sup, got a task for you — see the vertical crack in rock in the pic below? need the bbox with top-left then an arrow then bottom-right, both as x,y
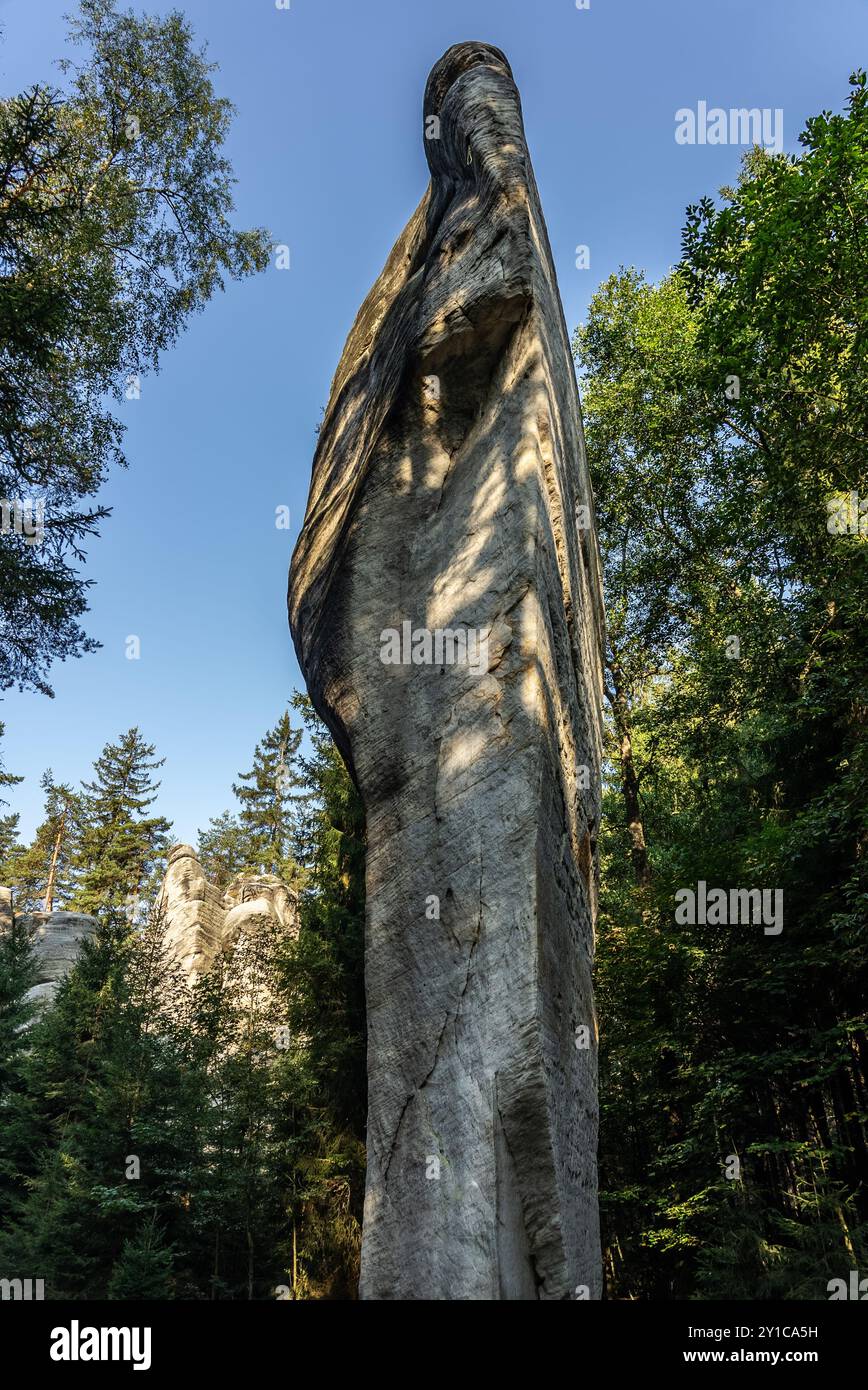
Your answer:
289,40 -> 606,1300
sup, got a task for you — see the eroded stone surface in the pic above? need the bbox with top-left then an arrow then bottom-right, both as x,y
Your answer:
158,845 -> 299,984
1,851 -> 300,1014
158,844 -> 226,982
0,894 -> 98,1011
289,43 -> 606,1300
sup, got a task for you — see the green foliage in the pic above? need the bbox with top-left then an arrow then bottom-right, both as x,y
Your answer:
275,692 -> 367,1294
0,1 -> 269,696
196,811 -> 252,890
576,72 -> 868,1300
108,1223 -> 174,1300
0,723 -> 21,877
0,915 -> 37,1229
8,16 -> 864,1310
0,694 -> 365,1300
197,711 -> 314,890
232,711 -> 310,881
73,728 -> 171,918
288,693 -> 366,1137
4,771 -> 80,912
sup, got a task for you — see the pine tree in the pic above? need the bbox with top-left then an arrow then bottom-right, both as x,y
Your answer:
0,915 -> 126,1293
278,692 -> 366,1295
188,915 -> 292,1298
73,729 -> 171,919
0,722 -> 22,879
0,913 -> 37,1228
197,811 -> 256,889
289,693 -> 366,1133
0,695 -> 369,1299
0,814 -> 18,882
0,905 -> 204,1298
4,771 -> 80,912
232,712 -> 308,880
107,1223 -> 174,1300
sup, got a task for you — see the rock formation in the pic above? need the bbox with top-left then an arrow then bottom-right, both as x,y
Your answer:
22,911 -> 98,1009
288,43 -> 606,1299
1,848 -> 299,1010
158,844 -> 299,985
0,888 -> 97,1012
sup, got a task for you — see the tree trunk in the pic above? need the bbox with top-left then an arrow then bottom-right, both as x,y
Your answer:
43,810 -> 66,913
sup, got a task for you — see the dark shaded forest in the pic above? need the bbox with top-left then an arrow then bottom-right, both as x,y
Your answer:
579,73 -> 868,1299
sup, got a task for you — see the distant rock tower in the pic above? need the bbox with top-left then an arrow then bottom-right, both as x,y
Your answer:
289,43 -> 606,1299
158,844 -> 299,986
1,847 -> 300,1012
0,886 -> 97,1012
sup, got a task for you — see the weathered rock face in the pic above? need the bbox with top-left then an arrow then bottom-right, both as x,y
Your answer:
22,911 -> 99,1008
289,43 -> 606,1300
222,872 -> 299,942
158,845 -> 226,983
0,890 -> 98,1011
158,845 -> 299,984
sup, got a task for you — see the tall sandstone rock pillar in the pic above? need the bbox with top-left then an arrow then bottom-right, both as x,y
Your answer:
289,42 -> 606,1300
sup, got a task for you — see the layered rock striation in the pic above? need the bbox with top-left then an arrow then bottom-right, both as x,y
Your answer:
157,844 -> 299,985
289,43 -> 606,1299
0,887 -> 97,1012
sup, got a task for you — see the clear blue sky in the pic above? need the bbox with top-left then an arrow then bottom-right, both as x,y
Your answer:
1,0 -> 864,843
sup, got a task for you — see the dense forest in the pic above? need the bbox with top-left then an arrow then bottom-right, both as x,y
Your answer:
0,699 -> 367,1299
579,72 -> 868,1298
0,0 -> 865,1300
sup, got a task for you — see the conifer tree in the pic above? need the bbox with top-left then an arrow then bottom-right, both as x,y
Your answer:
0,722 -> 21,878
0,817 -> 18,882
0,916 -> 125,1291
188,915 -> 292,1298
197,810 -> 255,889
107,1223 -> 174,1300
0,697 -> 369,1300
4,771 -> 80,912
73,729 -> 171,919
0,914 -> 37,1228
0,905 -> 203,1297
231,712 -> 308,880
